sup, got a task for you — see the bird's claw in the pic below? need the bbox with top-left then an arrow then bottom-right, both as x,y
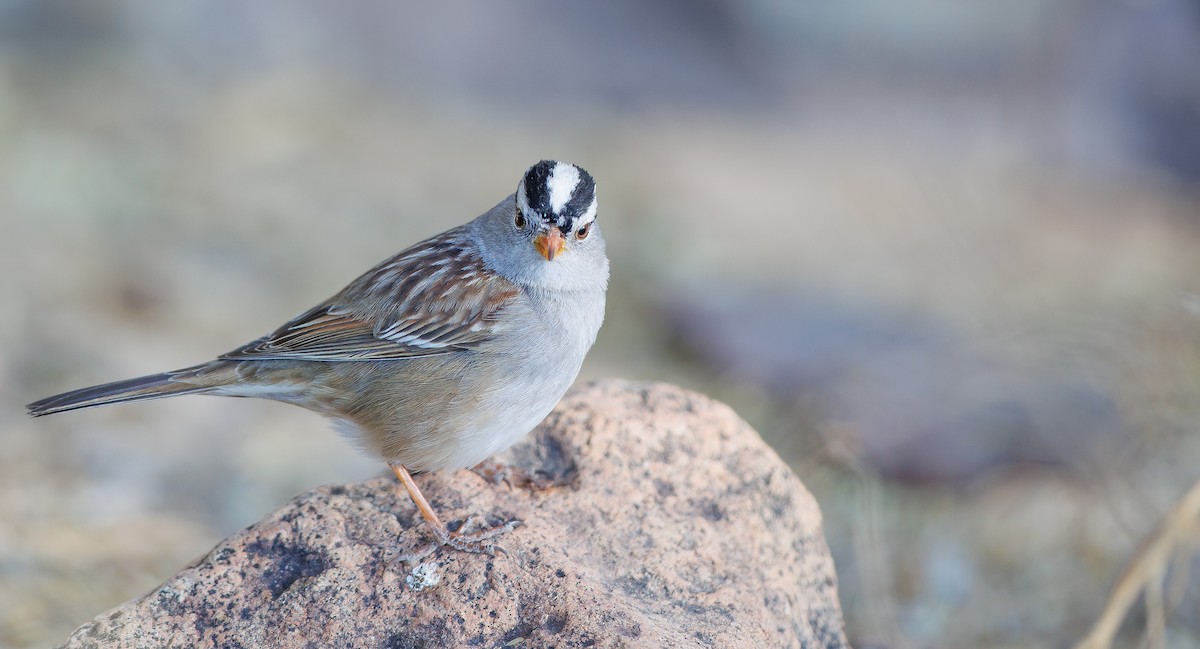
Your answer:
394,518 -> 521,564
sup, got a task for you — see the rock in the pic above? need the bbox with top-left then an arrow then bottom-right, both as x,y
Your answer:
61,381 -> 848,648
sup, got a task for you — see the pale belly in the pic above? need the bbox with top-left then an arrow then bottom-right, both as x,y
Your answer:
439,345 -> 585,470
320,288 -> 602,472
320,348 -> 584,472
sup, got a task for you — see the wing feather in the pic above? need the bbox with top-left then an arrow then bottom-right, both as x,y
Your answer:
221,227 -> 519,362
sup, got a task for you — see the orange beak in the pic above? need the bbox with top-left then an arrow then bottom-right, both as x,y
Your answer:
534,227 -> 567,261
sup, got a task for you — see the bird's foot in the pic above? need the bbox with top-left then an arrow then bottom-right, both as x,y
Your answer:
395,517 -> 521,564
469,459 -> 512,485
444,517 -> 521,553
470,460 -> 561,491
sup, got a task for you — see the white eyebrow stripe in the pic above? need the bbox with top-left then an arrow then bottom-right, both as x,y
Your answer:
547,162 -> 581,213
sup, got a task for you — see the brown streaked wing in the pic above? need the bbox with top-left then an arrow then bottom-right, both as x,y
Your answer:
220,227 -> 520,362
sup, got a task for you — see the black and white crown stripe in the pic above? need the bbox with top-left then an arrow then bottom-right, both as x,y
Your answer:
518,160 -> 597,232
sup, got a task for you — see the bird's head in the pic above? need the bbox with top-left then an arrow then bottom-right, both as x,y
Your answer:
514,160 -> 599,262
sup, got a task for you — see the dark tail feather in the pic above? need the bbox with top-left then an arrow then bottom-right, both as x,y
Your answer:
27,368 -> 215,417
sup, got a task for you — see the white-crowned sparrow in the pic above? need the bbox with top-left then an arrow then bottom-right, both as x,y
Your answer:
28,160 -> 609,554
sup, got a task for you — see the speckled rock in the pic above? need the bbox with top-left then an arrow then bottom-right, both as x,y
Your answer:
60,381 -> 848,648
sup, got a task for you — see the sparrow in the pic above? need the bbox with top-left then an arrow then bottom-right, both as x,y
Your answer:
28,160 -> 609,555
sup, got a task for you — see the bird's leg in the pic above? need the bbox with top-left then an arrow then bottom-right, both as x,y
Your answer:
389,462 -> 452,545
388,462 -> 519,558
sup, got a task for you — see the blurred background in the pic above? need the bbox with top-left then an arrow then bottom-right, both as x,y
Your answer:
2,1 -> 1199,647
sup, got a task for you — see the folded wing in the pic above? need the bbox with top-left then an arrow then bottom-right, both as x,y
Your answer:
221,227 -> 519,362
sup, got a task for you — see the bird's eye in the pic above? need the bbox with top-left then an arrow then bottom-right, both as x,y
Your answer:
514,209 -> 526,228
576,223 -> 590,240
